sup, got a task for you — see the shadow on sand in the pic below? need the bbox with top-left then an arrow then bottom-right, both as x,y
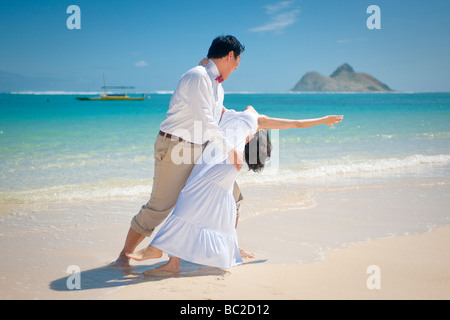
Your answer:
49,259 -> 267,292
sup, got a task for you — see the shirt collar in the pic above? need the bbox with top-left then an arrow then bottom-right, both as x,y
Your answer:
206,60 -> 221,82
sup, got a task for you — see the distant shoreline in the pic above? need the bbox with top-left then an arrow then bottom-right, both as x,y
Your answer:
3,90 -> 450,95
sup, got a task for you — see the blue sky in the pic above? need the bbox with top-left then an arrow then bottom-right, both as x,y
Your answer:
0,0 -> 449,93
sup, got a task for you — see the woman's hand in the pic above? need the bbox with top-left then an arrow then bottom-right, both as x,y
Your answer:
198,58 -> 210,66
324,115 -> 344,127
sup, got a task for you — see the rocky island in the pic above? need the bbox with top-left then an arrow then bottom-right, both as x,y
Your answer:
290,63 -> 393,92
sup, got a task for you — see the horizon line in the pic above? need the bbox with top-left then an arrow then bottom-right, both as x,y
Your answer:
4,90 -> 450,95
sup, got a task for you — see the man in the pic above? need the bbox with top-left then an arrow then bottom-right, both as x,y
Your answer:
113,35 -> 246,268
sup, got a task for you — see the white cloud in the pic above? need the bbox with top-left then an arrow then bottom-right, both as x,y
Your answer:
134,60 -> 149,67
265,1 -> 295,14
250,1 -> 300,33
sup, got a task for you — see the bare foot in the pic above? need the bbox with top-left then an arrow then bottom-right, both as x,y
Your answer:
125,245 -> 162,261
143,257 -> 180,276
110,254 -> 131,268
239,248 -> 255,259
143,268 -> 177,277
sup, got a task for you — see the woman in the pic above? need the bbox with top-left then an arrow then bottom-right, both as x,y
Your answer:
126,106 -> 343,273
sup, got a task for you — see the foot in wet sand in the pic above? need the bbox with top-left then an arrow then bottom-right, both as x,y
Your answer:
126,245 -> 162,261
143,257 -> 180,277
110,254 -> 131,268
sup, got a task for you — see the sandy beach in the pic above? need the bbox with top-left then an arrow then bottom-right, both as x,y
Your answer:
0,178 -> 449,300
107,225 -> 450,300
2,0 -> 450,306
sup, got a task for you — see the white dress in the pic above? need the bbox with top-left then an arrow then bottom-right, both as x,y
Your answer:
150,110 -> 258,269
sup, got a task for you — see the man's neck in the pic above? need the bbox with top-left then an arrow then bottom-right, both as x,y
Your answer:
210,58 -> 225,76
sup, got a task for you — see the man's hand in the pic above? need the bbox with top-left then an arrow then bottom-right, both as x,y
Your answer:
228,148 -> 244,171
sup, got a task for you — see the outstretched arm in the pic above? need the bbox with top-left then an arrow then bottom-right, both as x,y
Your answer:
257,114 -> 343,130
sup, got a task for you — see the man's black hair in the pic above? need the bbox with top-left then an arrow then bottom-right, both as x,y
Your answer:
207,35 -> 245,59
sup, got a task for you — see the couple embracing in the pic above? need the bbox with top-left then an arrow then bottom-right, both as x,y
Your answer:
113,35 -> 343,275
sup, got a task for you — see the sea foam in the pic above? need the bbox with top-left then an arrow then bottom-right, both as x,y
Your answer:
1,154 -> 448,203
237,154 -> 450,185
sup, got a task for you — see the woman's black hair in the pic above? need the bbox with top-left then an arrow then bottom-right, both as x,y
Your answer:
245,129 -> 272,172
207,35 -> 245,59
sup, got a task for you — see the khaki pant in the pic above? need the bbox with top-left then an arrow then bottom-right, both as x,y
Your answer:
131,134 -> 244,237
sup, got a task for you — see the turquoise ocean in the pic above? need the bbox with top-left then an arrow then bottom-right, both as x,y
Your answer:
1,92 -> 449,204
1,92 -> 450,266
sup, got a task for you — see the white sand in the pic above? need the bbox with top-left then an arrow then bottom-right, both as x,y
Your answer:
107,225 -> 450,300
0,180 -> 449,300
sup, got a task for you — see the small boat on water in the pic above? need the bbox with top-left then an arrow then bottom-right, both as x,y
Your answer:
76,90 -> 146,101
76,74 -> 148,101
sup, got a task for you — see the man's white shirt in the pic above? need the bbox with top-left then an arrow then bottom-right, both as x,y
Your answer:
160,60 -> 234,154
